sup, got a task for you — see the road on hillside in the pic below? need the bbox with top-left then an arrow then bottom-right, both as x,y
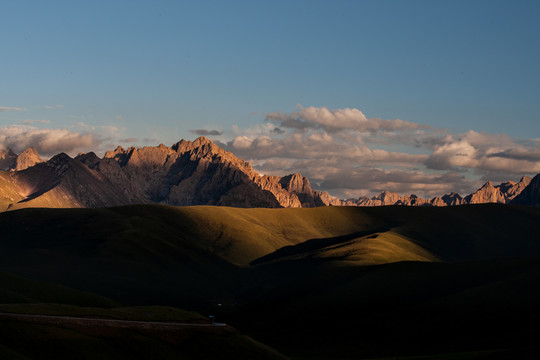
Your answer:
0,312 -> 226,329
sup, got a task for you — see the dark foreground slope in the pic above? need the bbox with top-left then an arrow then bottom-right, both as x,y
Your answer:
1,204 -> 540,359
0,307 -> 287,360
0,272 -> 287,360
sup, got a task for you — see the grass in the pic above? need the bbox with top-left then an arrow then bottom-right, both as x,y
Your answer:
1,203 -> 540,359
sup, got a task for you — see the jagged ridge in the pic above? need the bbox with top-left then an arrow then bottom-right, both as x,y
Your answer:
1,138 -> 539,210
0,137 -> 339,210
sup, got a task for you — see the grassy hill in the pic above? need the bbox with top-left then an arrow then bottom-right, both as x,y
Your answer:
1,204 -> 540,358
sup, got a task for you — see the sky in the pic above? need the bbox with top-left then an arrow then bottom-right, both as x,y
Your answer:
1,0 -> 539,199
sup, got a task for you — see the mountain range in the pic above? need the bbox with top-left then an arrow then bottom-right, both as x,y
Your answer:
1,136 -> 539,211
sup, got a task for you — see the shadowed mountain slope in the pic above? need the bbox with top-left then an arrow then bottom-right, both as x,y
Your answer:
511,173 -> 540,206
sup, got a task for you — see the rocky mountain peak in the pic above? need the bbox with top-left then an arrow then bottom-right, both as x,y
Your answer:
45,153 -> 76,176
104,145 -> 126,158
482,181 -> 495,189
14,147 -> 42,171
441,192 -> 463,206
511,174 -> 540,206
279,173 -> 313,194
0,148 -> 17,171
192,136 -> 214,146
172,137 -> 219,155
465,181 -> 505,204
0,147 -> 42,171
75,152 -> 101,169
0,148 -> 17,158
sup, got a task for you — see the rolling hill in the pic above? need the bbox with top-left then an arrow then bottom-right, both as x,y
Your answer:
1,204 -> 540,358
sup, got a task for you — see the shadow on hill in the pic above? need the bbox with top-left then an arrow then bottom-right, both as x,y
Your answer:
250,227 -> 393,265
1,204 -> 540,359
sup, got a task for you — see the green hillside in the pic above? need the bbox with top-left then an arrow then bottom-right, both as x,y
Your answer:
1,204 -> 540,359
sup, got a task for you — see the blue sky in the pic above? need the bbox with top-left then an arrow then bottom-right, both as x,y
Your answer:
1,1 -> 539,198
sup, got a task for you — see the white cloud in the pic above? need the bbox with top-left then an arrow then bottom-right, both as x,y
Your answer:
20,119 -> 51,125
0,125 -> 96,156
227,106 -> 540,199
227,130 -> 427,167
43,104 -> 64,110
0,106 -> 26,112
266,105 -> 431,133
425,130 -> 540,174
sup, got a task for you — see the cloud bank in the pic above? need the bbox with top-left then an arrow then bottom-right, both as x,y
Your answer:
266,105 -> 431,133
226,106 -> 540,199
0,125 -> 95,156
0,122 -> 129,157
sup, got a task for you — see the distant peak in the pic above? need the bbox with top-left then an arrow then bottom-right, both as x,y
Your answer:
279,173 -> 311,192
171,137 -> 222,157
20,147 -> 39,155
171,137 -> 213,151
13,147 -> 43,171
104,146 -> 127,159
45,152 -> 74,173
49,152 -> 72,162
0,147 -> 17,157
480,181 -> 494,188
193,136 -> 213,145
